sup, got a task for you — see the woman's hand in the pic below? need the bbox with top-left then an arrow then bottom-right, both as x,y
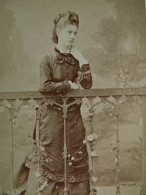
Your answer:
68,80 -> 80,89
71,48 -> 88,68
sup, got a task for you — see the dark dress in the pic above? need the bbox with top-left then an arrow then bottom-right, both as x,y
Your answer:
16,47 -> 92,195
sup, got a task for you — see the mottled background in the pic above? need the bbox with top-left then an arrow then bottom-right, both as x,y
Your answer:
0,0 -> 146,91
0,0 -> 146,194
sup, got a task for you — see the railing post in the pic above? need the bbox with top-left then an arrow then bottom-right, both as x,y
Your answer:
143,95 -> 146,195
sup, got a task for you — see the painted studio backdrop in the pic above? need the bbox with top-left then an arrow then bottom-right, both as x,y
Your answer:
0,0 -> 146,194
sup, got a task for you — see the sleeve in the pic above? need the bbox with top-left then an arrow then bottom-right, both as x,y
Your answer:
70,48 -> 92,89
39,55 -> 71,94
79,64 -> 93,89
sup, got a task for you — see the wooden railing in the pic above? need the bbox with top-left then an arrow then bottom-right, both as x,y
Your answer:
0,88 -> 146,195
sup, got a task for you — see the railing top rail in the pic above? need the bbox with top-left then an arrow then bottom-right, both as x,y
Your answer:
0,88 -> 146,100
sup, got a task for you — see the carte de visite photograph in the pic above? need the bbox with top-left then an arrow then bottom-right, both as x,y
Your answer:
0,0 -> 146,195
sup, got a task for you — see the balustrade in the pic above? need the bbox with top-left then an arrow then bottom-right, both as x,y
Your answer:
0,88 -> 146,195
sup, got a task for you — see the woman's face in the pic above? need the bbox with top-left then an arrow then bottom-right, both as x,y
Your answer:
57,24 -> 78,47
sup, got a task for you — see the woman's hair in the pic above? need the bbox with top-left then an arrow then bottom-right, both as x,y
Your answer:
52,11 -> 79,43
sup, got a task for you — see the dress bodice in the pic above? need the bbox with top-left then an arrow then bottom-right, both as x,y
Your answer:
39,47 -> 92,94
49,48 -> 79,82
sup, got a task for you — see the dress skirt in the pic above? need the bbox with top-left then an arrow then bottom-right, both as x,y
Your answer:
23,99 -> 90,195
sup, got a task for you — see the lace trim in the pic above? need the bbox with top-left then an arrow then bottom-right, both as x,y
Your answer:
41,167 -> 90,183
80,64 -> 90,72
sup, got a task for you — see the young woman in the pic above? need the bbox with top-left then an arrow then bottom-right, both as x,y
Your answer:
17,11 -> 92,195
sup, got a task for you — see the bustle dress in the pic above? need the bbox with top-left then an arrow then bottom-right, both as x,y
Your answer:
16,47 -> 92,195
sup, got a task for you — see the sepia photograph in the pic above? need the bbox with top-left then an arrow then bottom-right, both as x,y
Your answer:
0,0 -> 146,195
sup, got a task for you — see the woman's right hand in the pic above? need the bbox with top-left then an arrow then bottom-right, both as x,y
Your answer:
68,80 -> 79,89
